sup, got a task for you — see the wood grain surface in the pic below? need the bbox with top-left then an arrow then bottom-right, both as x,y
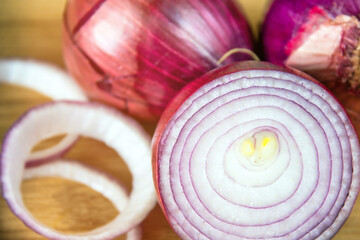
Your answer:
0,0 -> 359,239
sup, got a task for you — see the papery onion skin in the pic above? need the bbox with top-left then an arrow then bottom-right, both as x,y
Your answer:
152,61 -> 360,240
62,0 -> 254,121
262,0 -> 360,93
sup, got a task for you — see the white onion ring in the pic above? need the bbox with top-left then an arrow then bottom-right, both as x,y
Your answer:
0,59 -> 87,164
153,61 -> 360,240
23,159 -> 142,240
1,101 -> 157,240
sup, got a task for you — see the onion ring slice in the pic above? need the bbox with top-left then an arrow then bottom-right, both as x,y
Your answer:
24,159 -> 142,240
0,59 -> 87,164
1,101 -> 157,240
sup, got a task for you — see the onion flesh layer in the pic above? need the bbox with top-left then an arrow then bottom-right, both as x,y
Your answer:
1,101 -> 157,240
0,59 -> 87,165
23,160 -> 142,240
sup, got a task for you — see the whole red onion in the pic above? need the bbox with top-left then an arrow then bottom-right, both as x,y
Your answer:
262,0 -> 360,94
62,0 -> 254,121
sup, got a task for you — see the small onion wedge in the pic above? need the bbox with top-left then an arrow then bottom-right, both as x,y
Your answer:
153,61 -> 360,239
261,0 -> 360,93
1,101 -> 157,240
0,59 -> 88,165
23,159 -> 142,240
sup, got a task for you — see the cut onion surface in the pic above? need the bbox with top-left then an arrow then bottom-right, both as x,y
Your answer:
23,159 -> 142,240
1,101 -> 157,240
0,59 -> 88,165
153,61 -> 360,240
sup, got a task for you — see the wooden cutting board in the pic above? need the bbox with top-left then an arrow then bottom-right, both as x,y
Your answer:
0,0 -> 359,239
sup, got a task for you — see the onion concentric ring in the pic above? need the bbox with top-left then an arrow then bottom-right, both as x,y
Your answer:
1,101 -> 157,240
0,59 -> 88,165
23,160 -> 142,240
153,61 -> 360,240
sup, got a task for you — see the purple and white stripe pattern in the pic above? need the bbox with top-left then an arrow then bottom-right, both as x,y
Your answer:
154,62 -> 360,240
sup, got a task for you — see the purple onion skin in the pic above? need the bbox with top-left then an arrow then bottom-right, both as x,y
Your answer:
262,0 -> 360,64
262,0 -> 360,126
63,0 -> 254,121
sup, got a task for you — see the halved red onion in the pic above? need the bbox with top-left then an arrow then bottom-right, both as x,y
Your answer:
153,61 -> 360,239
0,59 -> 88,165
23,159 -> 142,240
1,101 -> 157,240
62,0 -> 254,121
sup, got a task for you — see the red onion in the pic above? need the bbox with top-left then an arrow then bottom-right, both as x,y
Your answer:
0,59 -> 87,165
62,0 -> 254,121
262,0 -> 360,94
152,61 -> 360,239
23,160 -> 142,240
1,101 -> 156,240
